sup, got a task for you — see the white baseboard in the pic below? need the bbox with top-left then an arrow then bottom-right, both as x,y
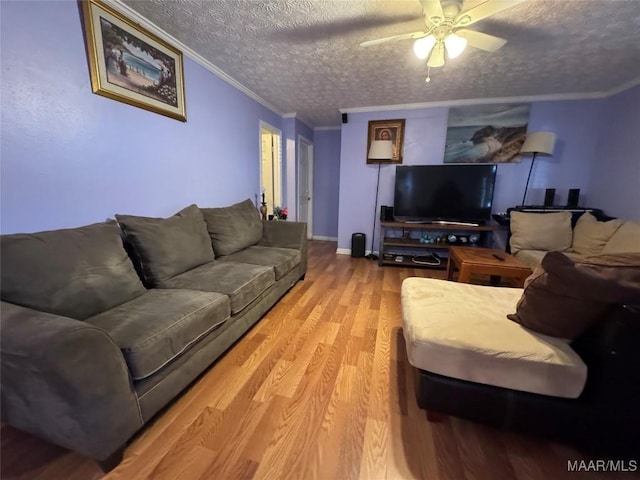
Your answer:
311,235 -> 338,241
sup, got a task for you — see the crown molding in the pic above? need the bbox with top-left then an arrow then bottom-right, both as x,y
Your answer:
314,126 -> 342,131
282,113 -> 297,118
104,0 -> 283,117
606,76 -> 640,96
339,79 -> 640,115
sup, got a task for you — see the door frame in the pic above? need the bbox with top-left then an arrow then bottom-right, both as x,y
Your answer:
297,134 -> 313,239
259,121 -> 282,215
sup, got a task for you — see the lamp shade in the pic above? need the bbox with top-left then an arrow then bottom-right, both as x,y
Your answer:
414,35 -> 437,60
520,132 -> 556,156
427,42 -> 445,67
444,33 -> 467,59
368,140 -> 393,161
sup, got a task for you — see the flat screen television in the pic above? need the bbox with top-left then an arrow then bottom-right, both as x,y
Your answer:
393,164 -> 497,224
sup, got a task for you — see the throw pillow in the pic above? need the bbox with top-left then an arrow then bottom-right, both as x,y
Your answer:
0,222 -> 146,320
200,199 -> 264,256
509,211 -> 572,254
572,212 -> 622,256
507,251 -> 640,339
601,221 -> 640,255
116,204 -> 215,287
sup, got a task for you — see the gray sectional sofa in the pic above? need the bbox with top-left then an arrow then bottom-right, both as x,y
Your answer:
0,199 -> 307,470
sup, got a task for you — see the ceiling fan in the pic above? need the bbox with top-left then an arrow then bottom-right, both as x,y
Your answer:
361,0 -> 526,72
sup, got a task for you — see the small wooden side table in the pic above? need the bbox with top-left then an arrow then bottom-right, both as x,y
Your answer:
447,246 -> 532,287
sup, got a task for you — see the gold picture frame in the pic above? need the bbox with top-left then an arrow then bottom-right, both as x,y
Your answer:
82,0 -> 187,121
366,119 -> 405,164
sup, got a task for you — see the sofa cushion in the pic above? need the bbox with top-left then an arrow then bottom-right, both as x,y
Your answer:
1,222 -> 145,320
572,212 -> 622,256
200,199 -> 263,256
601,221 -> 640,254
86,289 -> 230,380
159,261 -> 275,315
116,204 -> 215,287
509,211 -> 572,254
512,249 -> 547,269
216,245 -> 300,280
508,252 -> 640,339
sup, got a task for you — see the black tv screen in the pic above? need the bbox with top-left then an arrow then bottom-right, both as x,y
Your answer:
393,164 -> 497,223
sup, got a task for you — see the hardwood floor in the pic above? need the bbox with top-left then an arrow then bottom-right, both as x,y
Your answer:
1,240 -> 637,479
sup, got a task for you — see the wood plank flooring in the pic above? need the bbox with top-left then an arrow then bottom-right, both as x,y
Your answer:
2,240 -> 637,479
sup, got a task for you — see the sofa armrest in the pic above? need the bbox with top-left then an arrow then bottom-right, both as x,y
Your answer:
0,301 -> 144,461
258,221 -> 307,276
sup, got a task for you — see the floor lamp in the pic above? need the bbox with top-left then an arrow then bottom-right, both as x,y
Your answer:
366,140 -> 394,260
519,131 -> 556,206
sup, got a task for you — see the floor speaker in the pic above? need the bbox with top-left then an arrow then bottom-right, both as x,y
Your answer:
351,233 -> 365,258
567,189 -> 580,207
543,188 -> 556,207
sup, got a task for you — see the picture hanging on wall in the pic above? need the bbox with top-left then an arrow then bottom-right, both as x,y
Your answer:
367,119 -> 406,164
82,0 -> 187,121
444,103 -> 530,163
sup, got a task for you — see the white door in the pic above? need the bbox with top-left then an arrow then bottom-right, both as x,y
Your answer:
298,136 -> 313,239
260,122 -> 282,218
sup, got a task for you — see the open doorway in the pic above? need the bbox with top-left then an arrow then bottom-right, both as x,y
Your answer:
297,135 -> 313,239
260,122 -> 282,218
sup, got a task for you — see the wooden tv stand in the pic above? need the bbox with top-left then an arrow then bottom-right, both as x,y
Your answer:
378,221 -> 498,268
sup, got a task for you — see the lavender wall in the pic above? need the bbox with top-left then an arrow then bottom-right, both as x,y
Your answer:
589,85 -> 640,220
0,1 -> 282,234
312,129 -> 341,238
337,99 -> 608,251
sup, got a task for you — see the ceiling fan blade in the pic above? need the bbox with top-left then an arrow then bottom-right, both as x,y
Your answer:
456,29 -> 507,52
419,0 -> 445,25
455,0 -> 526,27
360,31 -> 427,47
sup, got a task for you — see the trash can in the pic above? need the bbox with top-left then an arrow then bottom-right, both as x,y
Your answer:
351,233 -> 365,258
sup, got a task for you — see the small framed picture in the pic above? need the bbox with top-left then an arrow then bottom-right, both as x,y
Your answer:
367,119 -> 406,164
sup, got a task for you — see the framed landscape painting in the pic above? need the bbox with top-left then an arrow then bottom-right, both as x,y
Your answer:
444,104 -> 530,163
82,0 -> 187,121
367,119 -> 406,164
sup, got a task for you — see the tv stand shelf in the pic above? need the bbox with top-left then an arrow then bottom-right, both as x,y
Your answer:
379,221 -> 497,268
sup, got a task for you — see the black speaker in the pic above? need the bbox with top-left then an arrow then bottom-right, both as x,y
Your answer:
567,188 -> 580,207
380,205 -> 394,221
543,188 -> 556,207
351,233 -> 365,258
341,113 -> 348,124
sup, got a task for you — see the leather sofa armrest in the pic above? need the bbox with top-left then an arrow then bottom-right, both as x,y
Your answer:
0,301 -> 144,461
259,221 -> 307,276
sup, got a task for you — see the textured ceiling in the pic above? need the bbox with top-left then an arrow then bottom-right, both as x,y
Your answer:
121,0 -> 640,127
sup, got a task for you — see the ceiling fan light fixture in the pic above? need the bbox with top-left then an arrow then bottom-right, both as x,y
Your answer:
444,33 -> 467,59
427,42 -> 445,67
413,35 -> 436,59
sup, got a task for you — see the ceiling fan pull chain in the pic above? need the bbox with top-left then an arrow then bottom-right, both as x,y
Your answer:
425,65 -> 432,83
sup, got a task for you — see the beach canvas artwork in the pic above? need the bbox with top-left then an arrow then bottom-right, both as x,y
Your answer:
444,104 -> 530,163
83,0 -> 186,121
101,19 -> 177,107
